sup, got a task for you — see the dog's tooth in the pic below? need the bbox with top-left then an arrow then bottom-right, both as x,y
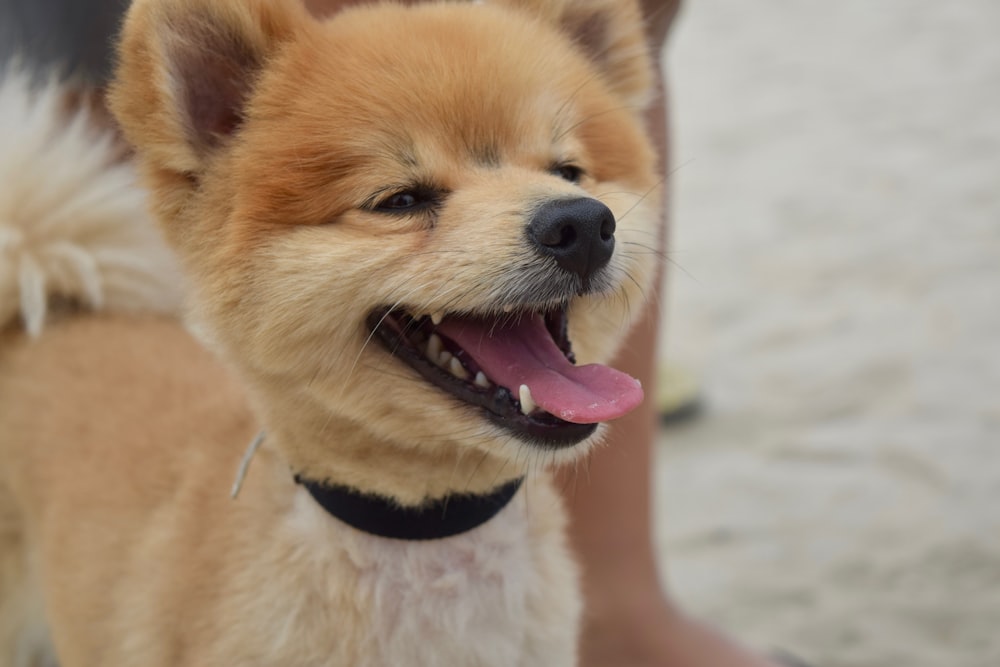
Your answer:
449,357 -> 469,380
474,372 -> 491,388
438,350 -> 453,367
519,384 -> 536,415
431,311 -> 444,326
502,305 -> 514,313
426,333 -> 442,361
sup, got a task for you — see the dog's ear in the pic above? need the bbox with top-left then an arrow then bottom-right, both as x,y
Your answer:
110,0 -> 305,176
499,0 -> 654,108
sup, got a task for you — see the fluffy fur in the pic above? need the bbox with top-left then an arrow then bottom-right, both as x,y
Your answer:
0,0 -> 661,665
0,68 -> 181,336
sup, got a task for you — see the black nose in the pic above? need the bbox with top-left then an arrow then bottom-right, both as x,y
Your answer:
527,198 -> 616,283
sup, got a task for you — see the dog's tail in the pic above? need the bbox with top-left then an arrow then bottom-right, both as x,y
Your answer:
0,66 -> 182,337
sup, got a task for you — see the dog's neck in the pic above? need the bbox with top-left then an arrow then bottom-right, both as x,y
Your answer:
252,386 -> 522,507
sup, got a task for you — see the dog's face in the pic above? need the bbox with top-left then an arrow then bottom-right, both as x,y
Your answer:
112,0 -> 660,478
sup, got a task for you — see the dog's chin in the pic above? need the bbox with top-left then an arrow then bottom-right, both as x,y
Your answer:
366,301 -> 640,450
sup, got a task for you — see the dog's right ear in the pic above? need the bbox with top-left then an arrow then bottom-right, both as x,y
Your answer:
110,0 -> 305,176
497,0 -> 654,110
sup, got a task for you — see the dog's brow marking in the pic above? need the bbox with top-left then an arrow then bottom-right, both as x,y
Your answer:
394,144 -> 419,169
469,143 -> 501,168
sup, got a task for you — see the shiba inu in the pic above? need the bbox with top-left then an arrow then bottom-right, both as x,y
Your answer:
0,0 -> 661,664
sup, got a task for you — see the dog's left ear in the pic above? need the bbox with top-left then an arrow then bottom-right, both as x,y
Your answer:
499,0 -> 655,109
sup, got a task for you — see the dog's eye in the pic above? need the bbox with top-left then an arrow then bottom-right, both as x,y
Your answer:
373,188 -> 439,213
382,192 -> 419,209
550,164 -> 585,184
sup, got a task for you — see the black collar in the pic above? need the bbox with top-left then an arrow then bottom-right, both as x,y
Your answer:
295,476 -> 524,540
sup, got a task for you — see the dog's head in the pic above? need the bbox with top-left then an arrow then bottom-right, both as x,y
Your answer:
111,0 -> 661,494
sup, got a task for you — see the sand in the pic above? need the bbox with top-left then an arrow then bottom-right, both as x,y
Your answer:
653,1 -> 1000,665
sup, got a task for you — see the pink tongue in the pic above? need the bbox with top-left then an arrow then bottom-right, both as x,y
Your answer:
437,315 -> 643,424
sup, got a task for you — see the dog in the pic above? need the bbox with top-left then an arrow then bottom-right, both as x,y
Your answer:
0,0 -> 661,664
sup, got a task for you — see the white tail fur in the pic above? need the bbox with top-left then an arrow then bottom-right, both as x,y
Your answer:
0,67 -> 182,336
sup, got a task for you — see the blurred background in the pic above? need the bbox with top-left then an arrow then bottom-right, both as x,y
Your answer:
654,1 -> 1000,665
2,0 -> 996,664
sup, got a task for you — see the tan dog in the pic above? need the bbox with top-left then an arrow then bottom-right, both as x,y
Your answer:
0,0 -> 660,664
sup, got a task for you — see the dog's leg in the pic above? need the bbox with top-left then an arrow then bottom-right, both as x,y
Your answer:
0,486 -> 56,667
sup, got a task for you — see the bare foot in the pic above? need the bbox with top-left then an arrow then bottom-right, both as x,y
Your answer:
580,592 -> 783,667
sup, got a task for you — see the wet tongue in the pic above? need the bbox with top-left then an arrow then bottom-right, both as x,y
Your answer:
437,314 -> 643,424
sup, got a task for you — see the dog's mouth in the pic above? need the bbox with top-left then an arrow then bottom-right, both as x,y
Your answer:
366,305 -> 644,448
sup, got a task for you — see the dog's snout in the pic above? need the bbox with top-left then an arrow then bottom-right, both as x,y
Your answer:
528,198 -> 616,283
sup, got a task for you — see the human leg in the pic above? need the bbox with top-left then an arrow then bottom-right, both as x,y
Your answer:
555,1 -> 783,664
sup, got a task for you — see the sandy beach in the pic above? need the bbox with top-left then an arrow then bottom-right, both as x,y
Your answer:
653,1 -> 1000,665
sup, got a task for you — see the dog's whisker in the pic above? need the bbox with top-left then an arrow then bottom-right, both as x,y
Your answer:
464,447 -> 497,494
553,102 -> 649,144
346,280 -> 434,381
